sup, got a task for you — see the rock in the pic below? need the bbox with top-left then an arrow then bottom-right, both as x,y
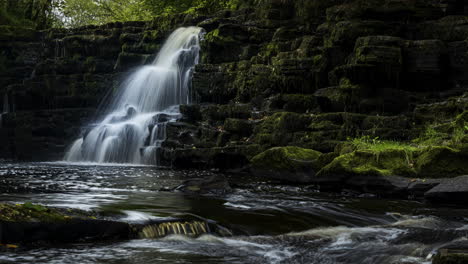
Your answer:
314,82 -> 361,112
316,148 -> 417,181
269,94 -> 318,113
417,146 -> 468,178
180,104 -> 202,123
401,40 -> 448,92
325,20 -> 392,51
425,175 -> 468,204
250,146 -> 322,183
0,203 -> 131,244
173,175 -> 232,195
433,241 -> 468,264
223,118 -> 253,137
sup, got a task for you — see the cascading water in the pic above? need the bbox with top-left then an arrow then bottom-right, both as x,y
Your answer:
65,27 -> 202,164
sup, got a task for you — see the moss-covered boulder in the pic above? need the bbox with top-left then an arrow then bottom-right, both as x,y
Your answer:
317,148 -> 417,178
0,203 -> 76,222
0,203 -> 131,244
223,118 -> 253,137
250,146 -> 322,183
417,146 -> 468,178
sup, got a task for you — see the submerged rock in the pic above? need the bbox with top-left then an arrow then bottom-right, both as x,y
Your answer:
173,175 -> 232,195
433,241 -> 468,264
250,146 -> 322,183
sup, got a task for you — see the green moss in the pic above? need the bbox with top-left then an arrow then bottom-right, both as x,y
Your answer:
349,136 -> 420,152
318,148 -> 417,177
251,146 -> 322,171
223,118 -> 253,136
0,203 -> 69,222
433,252 -> 468,264
415,110 -> 468,148
281,94 -> 317,113
204,29 -> 235,43
255,112 -> 310,133
417,146 -> 468,178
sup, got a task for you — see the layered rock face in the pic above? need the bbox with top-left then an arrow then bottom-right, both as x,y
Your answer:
162,0 -> 468,172
0,0 -> 467,168
0,15 -> 204,160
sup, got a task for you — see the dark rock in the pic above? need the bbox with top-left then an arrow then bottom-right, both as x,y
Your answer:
173,175 -> 232,195
425,175 -> 468,204
0,203 -> 131,244
251,146 -> 322,183
433,240 -> 468,264
417,146 -> 468,178
401,40 -> 449,92
180,104 -> 202,123
0,220 -> 131,244
223,118 -> 253,137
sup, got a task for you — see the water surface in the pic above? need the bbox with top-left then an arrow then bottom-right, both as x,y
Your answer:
1,162 -> 467,264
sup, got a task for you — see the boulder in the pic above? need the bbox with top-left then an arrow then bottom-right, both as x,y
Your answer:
316,148 -> 417,182
223,118 -> 253,137
433,241 -> 468,264
425,175 -> 468,204
417,146 -> 468,178
250,146 -> 322,183
0,203 -> 131,244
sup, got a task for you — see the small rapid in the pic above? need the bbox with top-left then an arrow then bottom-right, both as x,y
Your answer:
64,27 -> 202,164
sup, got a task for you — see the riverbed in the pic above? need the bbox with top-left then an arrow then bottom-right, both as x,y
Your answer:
1,162 -> 467,264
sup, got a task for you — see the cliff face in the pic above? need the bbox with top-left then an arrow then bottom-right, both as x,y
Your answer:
0,0 -> 467,164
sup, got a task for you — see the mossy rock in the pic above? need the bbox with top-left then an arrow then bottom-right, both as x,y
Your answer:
255,112 -> 311,133
433,250 -> 468,264
417,146 -> 468,178
0,203 -> 86,222
317,148 -> 417,179
223,118 -> 253,137
250,146 -> 322,183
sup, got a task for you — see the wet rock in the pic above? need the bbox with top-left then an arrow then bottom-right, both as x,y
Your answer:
179,104 -> 202,123
401,40 -> 448,92
425,175 -> 468,204
223,118 -> 253,137
0,203 -> 131,244
173,175 -> 232,195
251,146 -> 322,183
433,241 -> 468,264
417,146 -> 468,178
316,149 -> 417,181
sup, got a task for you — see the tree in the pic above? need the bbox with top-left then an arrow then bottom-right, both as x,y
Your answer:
52,0 -> 242,28
0,0 -> 59,29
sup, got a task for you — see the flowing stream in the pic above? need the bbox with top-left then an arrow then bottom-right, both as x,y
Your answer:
1,162 -> 468,264
65,27 -> 202,164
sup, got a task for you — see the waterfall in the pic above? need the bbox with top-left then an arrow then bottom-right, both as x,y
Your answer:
0,93 -> 9,128
64,27 -> 202,164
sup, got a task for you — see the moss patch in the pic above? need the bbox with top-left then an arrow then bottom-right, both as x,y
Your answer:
417,146 -> 468,178
318,148 -> 417,178
251,146 -> 322,171
0,203 -> 94,222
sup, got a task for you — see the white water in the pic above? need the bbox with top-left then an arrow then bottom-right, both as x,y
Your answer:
65,27 -> 202,164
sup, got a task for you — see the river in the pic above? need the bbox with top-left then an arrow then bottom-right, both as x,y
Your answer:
1,162 -> 467,263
